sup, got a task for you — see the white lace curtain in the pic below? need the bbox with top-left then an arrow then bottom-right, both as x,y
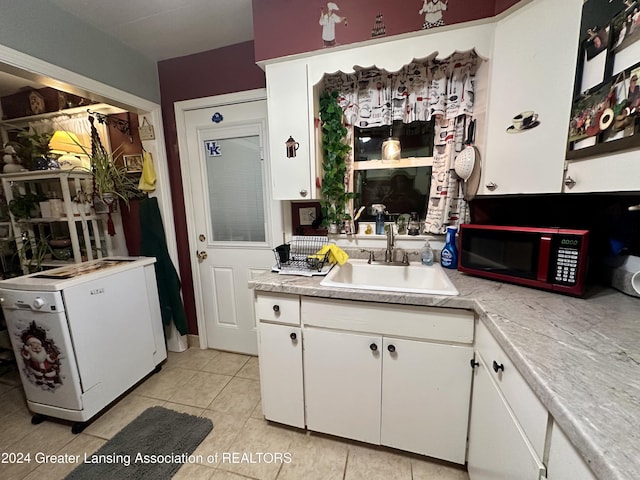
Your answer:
323,49 -> 484,234
27,113 -> 111,154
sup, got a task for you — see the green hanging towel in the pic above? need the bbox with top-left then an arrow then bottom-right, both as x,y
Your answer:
139,197 -> 188,335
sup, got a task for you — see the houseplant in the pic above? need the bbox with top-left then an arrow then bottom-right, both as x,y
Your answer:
14,130 -> 54,170
319,90 -> 353,232
8,192 -> 47,219
87,145 -> 139,208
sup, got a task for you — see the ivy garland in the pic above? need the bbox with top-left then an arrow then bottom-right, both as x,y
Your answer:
319,90 -> 354,228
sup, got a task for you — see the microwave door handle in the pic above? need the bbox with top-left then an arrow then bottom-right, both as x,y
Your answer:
538,235 -> 552,282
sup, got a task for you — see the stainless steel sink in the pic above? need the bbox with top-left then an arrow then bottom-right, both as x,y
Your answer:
320,259 -> 459,295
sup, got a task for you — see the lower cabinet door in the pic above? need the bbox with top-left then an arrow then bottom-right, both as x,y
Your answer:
303,328 -> 382,444
467,356 -> 546,480
547,421 -> 597,480
380,337 -> 472,464
257,322 -> 305,428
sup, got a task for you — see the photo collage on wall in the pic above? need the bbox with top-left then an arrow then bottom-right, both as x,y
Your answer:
568,0 -> 640,158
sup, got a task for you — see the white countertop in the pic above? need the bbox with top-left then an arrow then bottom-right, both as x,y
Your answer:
249,268 -> 640,480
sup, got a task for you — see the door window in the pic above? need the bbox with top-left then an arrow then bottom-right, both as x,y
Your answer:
203,134 -> 265,242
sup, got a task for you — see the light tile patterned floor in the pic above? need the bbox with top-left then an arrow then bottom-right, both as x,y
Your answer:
0,348 -> 470,480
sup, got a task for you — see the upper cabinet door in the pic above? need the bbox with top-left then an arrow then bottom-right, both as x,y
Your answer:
481,0 -> 583,195
265,60 -> 316,200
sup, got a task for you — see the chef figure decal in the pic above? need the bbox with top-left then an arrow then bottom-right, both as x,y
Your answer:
320,2 -> 347,47
420,0 -> 448,30
19,321 -> 63,389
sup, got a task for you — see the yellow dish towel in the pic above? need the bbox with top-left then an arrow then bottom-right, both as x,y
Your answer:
314,244 -> 349,266
138,151 -> 157,192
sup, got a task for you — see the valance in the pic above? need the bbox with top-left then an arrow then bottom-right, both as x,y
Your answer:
322,49 -> 484,128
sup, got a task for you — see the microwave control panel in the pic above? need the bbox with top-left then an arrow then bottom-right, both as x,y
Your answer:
553,236 -> 582,285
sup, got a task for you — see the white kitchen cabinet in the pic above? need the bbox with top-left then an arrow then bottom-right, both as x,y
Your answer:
467,355 -> 546,480
303,328 -> 382,444
563,151 -> 640,193
468,319 -> 547,480
255,292 -> 304,428
380,336 -> 472,463
547,420 -> 597,480
302,296 -> 474,463
265,60 -> 316,200
481,0 -> 582,194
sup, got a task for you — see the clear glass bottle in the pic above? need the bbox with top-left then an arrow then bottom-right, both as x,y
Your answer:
440,226 -> 458,269
420,240 -> 434,266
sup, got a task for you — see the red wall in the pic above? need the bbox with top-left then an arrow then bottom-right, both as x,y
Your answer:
252,0 -> 522,62
158,41 -> 266,334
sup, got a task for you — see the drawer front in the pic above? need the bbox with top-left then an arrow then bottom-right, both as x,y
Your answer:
256,293 -> 300,325
302,297 -> 474,343
476,319 -> 548,458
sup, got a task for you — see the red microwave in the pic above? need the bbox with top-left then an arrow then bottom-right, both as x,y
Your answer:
458,224 -> 589,296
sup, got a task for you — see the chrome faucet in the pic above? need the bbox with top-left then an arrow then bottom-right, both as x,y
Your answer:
384,225 -> 395,263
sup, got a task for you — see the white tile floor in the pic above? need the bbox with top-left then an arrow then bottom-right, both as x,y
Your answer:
0,348 -> 470,480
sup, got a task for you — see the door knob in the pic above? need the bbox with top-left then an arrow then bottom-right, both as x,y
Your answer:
197,250 -> 208,261
290,332 -> 297,340
387,344 -> 396,353
369,343 -> 378,351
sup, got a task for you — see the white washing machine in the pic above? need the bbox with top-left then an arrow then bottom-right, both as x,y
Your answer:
0,257 -> 167,433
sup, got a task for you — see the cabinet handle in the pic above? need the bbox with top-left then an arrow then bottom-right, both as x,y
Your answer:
272,305 -> 280,313
564,176 -> 576,189
299,189 -> 308,198
486,182 -> 498,191
470,359 -> 479,369
492,360 -> 504,373
290,332 -> 297,341
369,343 -> 378,351
387,344 -> 396,353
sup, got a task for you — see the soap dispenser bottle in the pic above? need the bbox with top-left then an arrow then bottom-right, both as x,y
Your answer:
420,240 -> 434,266
375,211 -> 385,235
440,226 -> 458,269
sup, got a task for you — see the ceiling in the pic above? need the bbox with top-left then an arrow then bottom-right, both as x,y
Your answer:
49,0 -> 255,62
0,0 -> 254,99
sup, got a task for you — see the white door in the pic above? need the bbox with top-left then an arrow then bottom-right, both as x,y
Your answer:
303,328 -> 382,444
467,356 -> 545,480
380,337 -> 472,464
257,322 -> 305,428
180,93 -> 280,355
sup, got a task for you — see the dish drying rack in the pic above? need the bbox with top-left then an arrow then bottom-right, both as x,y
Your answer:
273,236 -> 333,276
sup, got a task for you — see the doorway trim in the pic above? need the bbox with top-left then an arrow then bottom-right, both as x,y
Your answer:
174,88 -> 270,349
0,43 -> 178,263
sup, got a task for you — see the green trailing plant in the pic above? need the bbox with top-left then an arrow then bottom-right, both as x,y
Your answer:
13,233 -> 55,273
87,145 -> 139,207
8,192 -> 47,220
319,90 -> 354,228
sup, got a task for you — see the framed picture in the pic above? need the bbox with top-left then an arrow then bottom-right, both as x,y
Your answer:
612,1 -> 640,54
568,1 -> 640,159
291,202 -> 326,236
123,154 -> 143,173
0,222 -> 12,240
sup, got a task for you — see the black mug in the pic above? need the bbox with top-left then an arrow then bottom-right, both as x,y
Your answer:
275,244 -> 290,263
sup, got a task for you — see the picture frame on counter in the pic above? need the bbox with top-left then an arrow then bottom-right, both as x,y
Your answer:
567,0 -> 640,160
291,201 -> 327,236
